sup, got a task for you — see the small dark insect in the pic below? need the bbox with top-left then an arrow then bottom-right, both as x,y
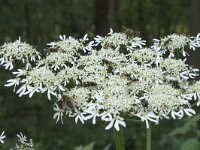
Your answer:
121,73 -> 138,82
121,73 -> 132,80
106,66 -> 115,75
80,81 -> 97,87
120,60 -> 126,63
46,47 -> 57,55
62,95 -> 74,110
141,99 -> 148,107
102,59 -> 115,74
122,26 -> 140,38
162,104 -> 168,109
102,59 -> 113,65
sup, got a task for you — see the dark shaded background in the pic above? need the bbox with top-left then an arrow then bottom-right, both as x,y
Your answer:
0,0 -> 200,149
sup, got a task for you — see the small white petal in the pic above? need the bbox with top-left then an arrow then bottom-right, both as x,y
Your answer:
105,120 -> 114,130
184,108 -> 196,116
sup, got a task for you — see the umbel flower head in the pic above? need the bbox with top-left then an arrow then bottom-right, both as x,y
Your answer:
3,29 -> 200,131
10,132 -> 34,150
0,37 -> 41,70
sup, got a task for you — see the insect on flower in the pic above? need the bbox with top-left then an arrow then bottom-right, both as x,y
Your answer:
122,26 -> 140,38
102,59 -> 113,66
79,81 -> 97,87
62,95 -> 75,110
46,47 -> 58,55
141,99 -> 149,108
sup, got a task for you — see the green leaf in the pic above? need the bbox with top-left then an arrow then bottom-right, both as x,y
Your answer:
169,114 -> 200,136
169,126 -> 190,136
83,142 -> 95,150
180,139 -> 200,150
102,143 -> 112,150
74,142 -> 95,150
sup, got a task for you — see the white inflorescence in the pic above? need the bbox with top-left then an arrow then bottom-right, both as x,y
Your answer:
0,38 -> 41,70
10,132 -> 34,150
2,30 -> 200,131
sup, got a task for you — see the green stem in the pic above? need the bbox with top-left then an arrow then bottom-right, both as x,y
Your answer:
146,122 -> 151,150
124,118 -> 141,122
113,129 -> 125,150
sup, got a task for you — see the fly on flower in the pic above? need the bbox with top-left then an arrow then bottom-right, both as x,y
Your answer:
122,25 -> 140,38
46,47 -> 58,55
62,95 -> 75,111
79,81 -> 97,88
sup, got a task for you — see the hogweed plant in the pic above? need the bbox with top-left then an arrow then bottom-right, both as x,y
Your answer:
1,29 -> 200,150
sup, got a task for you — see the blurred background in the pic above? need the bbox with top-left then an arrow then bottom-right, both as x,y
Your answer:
0,0 -> 200,149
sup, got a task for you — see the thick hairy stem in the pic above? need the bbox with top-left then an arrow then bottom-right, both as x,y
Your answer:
113,129 -> 125,150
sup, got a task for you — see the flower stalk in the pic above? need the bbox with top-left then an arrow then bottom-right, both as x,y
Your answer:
113,129 -> 125,150
146,122 -> 151,150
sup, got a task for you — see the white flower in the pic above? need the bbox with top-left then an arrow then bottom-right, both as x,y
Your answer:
108,28 -> 113,35
47,42 -> 56,47
84,109 -> 102,124
54,36 -> 85,54
3,61 -> 13,70
16,132 -> 34,148
83,41 -> 94,52
94,35 -> 102,46
46,88 -> 57,100
0,39 -> 40,70
13,69 -> 27,77
183,108 -> 196,116
59,35 -> 66,40
190,33 -> 200,49
17,132 -> 27,144
82,34 -> 89,41
53,104 -> 64,124
130,37 -> 146,49
73,110 -> 86,124
0,131 -> 6,144
26,86 -> 40,98
171,109 -> 184,119
2,30 -> 200,131
135,111 -> 159,128
5,78 -> 20,91
103,114 -> 126,131
16,84 -> 29,97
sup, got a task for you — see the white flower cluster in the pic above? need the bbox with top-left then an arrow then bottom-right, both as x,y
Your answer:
0,38 -> 41,70
4,35 -> 94,100
187,80 -> 200,106
94,28 -> 145,52
10,132 -> 34,150
2,30 -> 200,131
152,33 -> 200,57
0,132 -> 34,150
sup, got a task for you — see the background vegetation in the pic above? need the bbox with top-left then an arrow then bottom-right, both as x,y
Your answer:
0,0 -> 200,149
